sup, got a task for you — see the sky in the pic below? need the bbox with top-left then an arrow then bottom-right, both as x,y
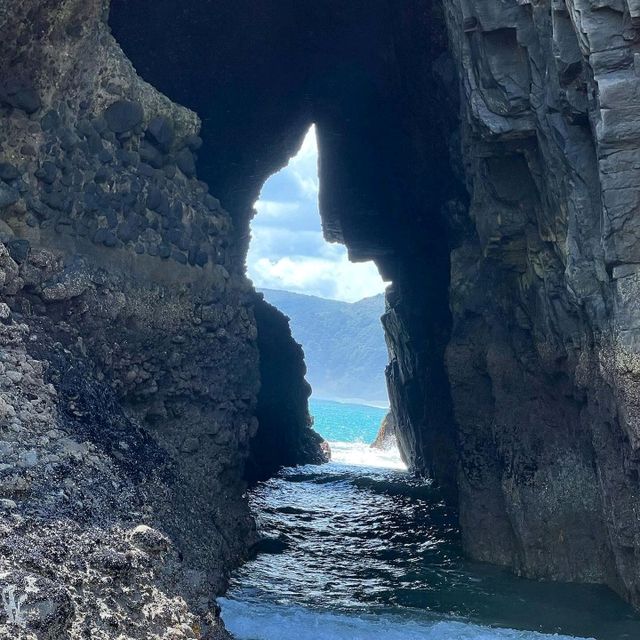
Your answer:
246,126 -> 387,303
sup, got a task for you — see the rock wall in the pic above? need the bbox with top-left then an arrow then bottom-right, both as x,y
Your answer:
246,295 -> 328,482
0,0 -> 323,636
440,0 -> 640,606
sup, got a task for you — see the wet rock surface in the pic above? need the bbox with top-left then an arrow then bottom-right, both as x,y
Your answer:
441,0 -> 640,608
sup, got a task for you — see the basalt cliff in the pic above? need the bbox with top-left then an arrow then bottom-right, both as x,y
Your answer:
2,0 -> 640,637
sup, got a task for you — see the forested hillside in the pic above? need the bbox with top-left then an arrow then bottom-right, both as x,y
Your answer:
260,289 -> 388,404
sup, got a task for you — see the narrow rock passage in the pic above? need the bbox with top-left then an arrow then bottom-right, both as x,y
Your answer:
220,408 -> 640,640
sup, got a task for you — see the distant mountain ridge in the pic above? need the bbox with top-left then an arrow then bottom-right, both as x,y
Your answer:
259,289 -> 388,404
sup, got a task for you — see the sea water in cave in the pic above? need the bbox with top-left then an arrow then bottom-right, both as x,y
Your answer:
220,399 -> 640,640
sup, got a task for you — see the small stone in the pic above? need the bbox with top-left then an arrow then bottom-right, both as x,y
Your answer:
103,100 -> 144,133
92,116 -> 107,134
176,149 -> 196,177
0,163 -> 20,182
0,396 -> 16,419
172,250 -> 187,265
128,524 -> 170,553
138,162 -> 155,177
98,148 -> 113,164
0,499 -> 17,510
41,109 -> 61,131
94,167 -> 110,183
90,549 -> 132,576
146,116 -> 175,151
7,239 -> 30,263
76,118 -> 95,138
195,250 -> 209,267
20,144 -> 36,156
0,303 -> 10,320
103,231 -> 118,247
185,134 -> 203,151
35,161 -> 57,184
139,140 -> 164,169
20,450 -> 38,468
0,183 -> 19,208
58,128 -> 79,151
146,187 -> 162,211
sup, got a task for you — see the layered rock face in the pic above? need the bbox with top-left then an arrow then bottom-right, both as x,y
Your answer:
441,0 -> 640,606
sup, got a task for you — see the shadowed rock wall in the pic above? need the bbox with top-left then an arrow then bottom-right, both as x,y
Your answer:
246,295 -> 328,482
441,0 -> 640,607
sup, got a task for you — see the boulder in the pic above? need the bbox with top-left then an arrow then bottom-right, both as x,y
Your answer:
103,100 -> 144,133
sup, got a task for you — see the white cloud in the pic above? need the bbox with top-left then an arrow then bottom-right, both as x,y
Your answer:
249,254 -> 386,303
246,124 -> 388,303
254,200 -> 300,219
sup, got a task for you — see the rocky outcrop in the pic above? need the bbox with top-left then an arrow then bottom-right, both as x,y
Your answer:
0,0 -> 323,636
0,271 -> 233,639
370,412 -> 398,451
246,296 -> 329,482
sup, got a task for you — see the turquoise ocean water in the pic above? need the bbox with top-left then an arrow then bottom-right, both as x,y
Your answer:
309,397 -> 387,444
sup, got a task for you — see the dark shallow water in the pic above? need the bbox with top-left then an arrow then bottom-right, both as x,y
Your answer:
220,442 -> 640,640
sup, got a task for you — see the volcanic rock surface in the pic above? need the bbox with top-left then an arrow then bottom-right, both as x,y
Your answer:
4,0 -> 640,637
0,1 -> 322,637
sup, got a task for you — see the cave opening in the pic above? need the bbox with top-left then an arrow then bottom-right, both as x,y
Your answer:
108,0 -> 463,493
245,123 -> 400,476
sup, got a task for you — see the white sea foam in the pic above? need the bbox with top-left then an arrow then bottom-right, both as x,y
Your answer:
328,440 -> 407,470
220,599 -> 591,640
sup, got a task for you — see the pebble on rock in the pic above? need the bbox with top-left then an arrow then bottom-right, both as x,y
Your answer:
104,100 -> 144,134
147,116 -> 175,151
